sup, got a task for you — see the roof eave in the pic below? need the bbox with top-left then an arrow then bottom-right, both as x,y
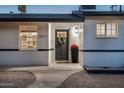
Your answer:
73,11 -> 124,16
84,11 -> 124,16
0,14 -> 84,22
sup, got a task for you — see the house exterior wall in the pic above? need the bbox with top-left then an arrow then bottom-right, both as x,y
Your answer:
84,16 -> 124,67
0,22 -> 49,66
50,22 -> 83,65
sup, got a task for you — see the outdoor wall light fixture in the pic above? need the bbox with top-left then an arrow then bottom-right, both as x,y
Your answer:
74,26 -> 79,33
72,26 -> 79,37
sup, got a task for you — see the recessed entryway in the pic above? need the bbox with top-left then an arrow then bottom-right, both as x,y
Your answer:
55,29 -> 69,63
49,23 -> 84,68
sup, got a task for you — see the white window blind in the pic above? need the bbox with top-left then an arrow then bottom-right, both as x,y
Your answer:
19,25 -> 38,50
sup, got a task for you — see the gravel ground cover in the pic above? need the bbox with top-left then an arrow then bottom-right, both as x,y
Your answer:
58,71 -> 124,88
0,71 -> 36,88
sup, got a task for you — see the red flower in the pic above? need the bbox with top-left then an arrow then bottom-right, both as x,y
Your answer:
71,44 -> 78,49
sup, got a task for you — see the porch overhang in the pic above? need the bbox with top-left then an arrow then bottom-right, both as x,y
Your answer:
0,14 -> 84,22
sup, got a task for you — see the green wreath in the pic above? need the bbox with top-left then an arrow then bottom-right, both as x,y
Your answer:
58,36 -> 66,45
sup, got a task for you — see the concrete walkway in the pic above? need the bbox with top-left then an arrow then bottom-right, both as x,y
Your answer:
0,64 -> 83,88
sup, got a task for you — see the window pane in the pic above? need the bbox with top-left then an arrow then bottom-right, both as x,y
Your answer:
96,30 -> 101,36
112,30 -> 117,36
21,37 -> 28,48
96,23 -> 117,38
20,26 -> 37,50
101,24 -> 105,30
106,23 -> 111,30
20,32 -> 28,37
96,24 -> 100,30
32,32 -> 38,36
28,32 -> 32,37
112,23 -> 116,29
29,26 -> 37,31
96,24 -> 105,36
20,26 -> 28,30
27,37 -> 37,48
100,29 -> 105,35
106,30 -> 112,36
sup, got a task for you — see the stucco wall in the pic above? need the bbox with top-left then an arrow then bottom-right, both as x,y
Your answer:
84,16 -> 124,67
0,22 -> 48,66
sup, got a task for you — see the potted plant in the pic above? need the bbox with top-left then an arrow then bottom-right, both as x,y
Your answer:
71,44 -> 79,63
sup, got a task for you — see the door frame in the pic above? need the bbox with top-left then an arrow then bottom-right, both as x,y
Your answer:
55,29 -> 69,61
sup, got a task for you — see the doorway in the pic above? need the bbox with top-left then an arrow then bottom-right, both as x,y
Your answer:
55,30 -> 69,62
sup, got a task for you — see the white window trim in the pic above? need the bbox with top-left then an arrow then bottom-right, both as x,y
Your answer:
19,25 -> 38,50
96,23 -> 118,38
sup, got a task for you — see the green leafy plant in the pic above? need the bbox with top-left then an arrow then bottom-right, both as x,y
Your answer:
58,36 -> 66,45
18,5 -> 26,13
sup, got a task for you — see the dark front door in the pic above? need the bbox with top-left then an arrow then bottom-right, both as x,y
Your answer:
55,30 -> 69,61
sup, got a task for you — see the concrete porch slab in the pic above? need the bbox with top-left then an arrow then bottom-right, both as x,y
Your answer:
0,65 -> 83,88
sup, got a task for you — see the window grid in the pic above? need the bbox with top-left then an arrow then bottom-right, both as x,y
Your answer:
19,26 -> 38,50
96,23 -> 117,38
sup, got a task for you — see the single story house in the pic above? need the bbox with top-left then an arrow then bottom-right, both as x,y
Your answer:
0,11 -> 124,69
0,13 -> 83,67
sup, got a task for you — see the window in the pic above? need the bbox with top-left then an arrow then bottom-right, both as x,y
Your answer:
96,23 -> 118,38
19,26 -> 38,50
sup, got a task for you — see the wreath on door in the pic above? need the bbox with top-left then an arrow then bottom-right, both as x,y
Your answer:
58,36 -> 66,45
